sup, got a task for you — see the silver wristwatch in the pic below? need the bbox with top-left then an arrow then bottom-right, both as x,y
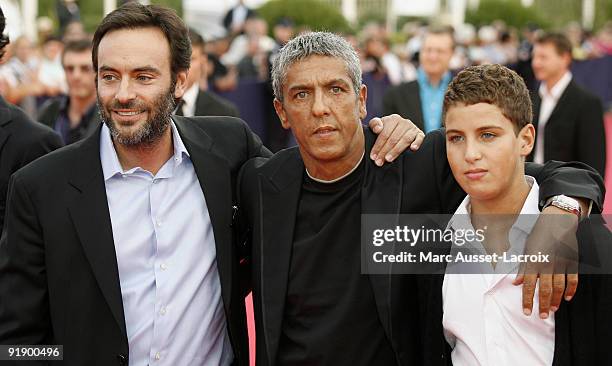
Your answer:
543,195 -> 582,219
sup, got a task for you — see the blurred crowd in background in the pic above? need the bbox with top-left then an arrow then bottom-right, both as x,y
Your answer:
0,0 -> 611,148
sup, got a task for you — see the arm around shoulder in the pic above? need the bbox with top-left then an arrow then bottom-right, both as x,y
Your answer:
525,160 -> 605,213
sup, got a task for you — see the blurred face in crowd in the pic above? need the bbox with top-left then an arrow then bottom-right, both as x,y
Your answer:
43,39 -> 64,60
532,42 -> 571,84
63,21 -> 87,43
186,44 -> 205,89
445,102 -> 534,202
365,37 -> 386,58
274,55 -> 367,169
419,33 -> 454,81
96,27 -> 187,147
14,36 -> 34,63
63,49 -> 95,99
273,24 -> 294,45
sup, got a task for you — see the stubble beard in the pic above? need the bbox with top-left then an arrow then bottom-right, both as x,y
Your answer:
97,81 -> 176,148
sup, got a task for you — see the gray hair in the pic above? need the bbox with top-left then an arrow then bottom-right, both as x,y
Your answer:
271,31 -> 362,102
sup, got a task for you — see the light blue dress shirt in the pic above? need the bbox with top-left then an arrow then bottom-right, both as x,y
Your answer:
417,67 -> 452,133
100,122 -> 233,366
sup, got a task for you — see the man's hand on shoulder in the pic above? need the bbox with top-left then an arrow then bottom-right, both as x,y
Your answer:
514,205 -> 583,318
368,114 -> 424,166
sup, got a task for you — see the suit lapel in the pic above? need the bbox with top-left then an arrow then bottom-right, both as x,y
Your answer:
173,116 -> 235,314
66,126 -> 127,339
0,98 -> 13,151
532,91 -> 541,125
194,91 -> 208,116
0,127 -> 8,153
400,82 -> 424,131
412,84 -> 425,130
545,80 -> 575,127
260,149 -> 303,365
361,128 -> 403,346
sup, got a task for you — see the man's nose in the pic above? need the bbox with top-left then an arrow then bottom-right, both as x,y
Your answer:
115,78 -> 136,103
311,90 -> 330,117
464,140 -> 482,163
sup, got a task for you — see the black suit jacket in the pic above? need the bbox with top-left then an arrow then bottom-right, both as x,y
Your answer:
176,90 -> 240,118
36,96 -> 100,144
0,116 -> 271,365
383,80 -> 424,131
0,96 -> 62,234
238,127 -> 604,366
530,80 -> 607,177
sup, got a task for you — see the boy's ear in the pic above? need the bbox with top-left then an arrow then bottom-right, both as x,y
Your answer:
518,123 -> 535,157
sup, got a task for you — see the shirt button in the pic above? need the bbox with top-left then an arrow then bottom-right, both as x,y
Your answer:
160,306 -> 167,315
156,220 -> 162,227
160,263 -> 167,271
154,352 -> 161,360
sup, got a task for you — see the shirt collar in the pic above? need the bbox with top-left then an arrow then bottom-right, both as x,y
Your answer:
100,120 -> 190,181
446,176 -> 540,234
417,67 -> 451,89
513,176 -> 540,234
539,71 -> 572,100
181,83 -> 200,111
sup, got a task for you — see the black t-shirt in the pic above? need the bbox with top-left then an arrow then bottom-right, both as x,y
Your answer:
276,159 -> 397,365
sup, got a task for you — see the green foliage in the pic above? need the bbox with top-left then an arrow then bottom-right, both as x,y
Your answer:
37,0 -> 182,36
151,0 -> 183,16
257,0 -> 353,35
532,0 -> 581,29
594,0 -> 612,30
466,0 -> 550,29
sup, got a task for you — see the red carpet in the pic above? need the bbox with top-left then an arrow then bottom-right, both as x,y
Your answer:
604,113 -> 612,215
246,293 -> 255,366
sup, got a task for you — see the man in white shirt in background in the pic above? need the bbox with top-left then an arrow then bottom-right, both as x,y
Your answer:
530,32 -> 606,176
176,28 -> 239,118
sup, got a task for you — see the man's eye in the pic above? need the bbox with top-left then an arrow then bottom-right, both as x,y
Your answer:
331,86 -> 342,93
481,132 -> 496,140
137,75 -> 152,82
448,135 -> 464,143
101,74 -> 116,81
295,91 -> 307,99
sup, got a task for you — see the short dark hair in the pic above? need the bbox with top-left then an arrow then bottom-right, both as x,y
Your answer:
0,6 -> 10,58
188,27 -> 205,51
425,25 -> 455,49
534,32 -> 572,56
62,39 -> 92,65
443,64 -> 532,133
92,2 -> 191,78
43,35 -> 62,45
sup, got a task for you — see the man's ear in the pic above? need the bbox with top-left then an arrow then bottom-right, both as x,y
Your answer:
562,52 -> 573,69
273,98 -> 291,130
358,84 -> 367,120
519,123 -> 536,157
174,70 -> 188,99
